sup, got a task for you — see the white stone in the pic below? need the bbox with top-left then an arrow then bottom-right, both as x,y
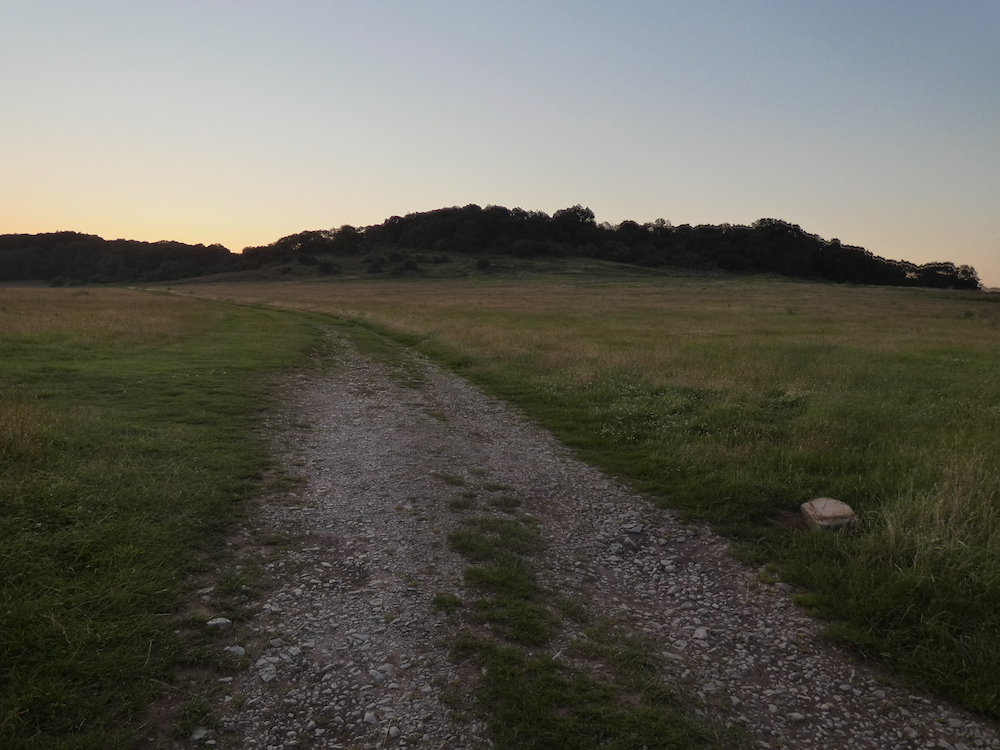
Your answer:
190,726 -> 215,742
800,498 -> 856,530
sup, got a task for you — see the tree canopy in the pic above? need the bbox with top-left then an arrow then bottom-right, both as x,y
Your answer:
0,232 -> 235,284
0,206 -> 980,290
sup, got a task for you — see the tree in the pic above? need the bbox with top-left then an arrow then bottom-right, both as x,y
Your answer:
553,205 -> 597,245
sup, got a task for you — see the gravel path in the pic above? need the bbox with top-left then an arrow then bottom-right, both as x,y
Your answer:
211,333 -> 999,750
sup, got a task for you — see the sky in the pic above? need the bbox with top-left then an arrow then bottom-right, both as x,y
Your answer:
2,1 -> 998,284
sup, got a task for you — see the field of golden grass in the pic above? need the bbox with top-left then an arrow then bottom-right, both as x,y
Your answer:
0,287 -> 216,343
168,273 -> 1000,388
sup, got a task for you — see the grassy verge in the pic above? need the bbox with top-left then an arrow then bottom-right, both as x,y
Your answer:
174,273 -> 1000,717
0,288 -> 320,749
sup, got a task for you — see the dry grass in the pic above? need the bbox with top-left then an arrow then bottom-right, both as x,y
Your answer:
877,450 -> 1000,565
0,401 -> 60,470
164,274 -> 1000,393
0,287 -> 215,344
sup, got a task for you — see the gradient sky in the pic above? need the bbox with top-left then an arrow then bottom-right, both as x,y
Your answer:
3,1 -> 999,284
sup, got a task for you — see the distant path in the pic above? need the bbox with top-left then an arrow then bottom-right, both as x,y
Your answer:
214,331 -> 999,749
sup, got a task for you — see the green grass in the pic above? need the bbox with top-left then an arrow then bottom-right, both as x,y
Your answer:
431,591 -> 465,614
0,288 -> 320,749
173,273 -> 1000,717
439,472 -> 742,746
453,637 -> 746,750
445,504 -> 745,748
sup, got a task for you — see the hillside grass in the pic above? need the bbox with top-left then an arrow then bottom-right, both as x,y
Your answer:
175,272 -> 1000,717
0,287 -> 319,749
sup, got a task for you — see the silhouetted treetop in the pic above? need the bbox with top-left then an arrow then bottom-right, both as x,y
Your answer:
0,205 -> 980,290
348,206 -> 979,289
0,232 -> 234,284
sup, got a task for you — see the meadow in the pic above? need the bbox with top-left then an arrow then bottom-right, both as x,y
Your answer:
0,288 -> 320,749
177,269 -> 1000,717
4,270 -> 999,747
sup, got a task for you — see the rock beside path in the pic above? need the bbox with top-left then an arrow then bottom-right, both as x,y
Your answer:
801,497 -> 857,531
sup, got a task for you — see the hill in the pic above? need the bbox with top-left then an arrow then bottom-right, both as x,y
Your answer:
1,205 -> 981,289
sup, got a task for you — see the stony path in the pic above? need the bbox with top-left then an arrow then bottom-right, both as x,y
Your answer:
211,333 -> 1000,750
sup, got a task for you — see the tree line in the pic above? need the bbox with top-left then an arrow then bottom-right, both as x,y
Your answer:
0,232 -> 236,285
0,205 -> 981,289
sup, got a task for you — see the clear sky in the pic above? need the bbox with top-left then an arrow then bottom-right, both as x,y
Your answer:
3,1 -> 998,284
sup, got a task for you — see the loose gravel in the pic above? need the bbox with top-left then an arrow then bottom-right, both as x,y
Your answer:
209,332 -> 1000,750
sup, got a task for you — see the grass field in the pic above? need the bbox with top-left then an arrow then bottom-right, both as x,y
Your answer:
0,288 -> 319,749
174,270 -> 1000,718
5,271 -> 999,746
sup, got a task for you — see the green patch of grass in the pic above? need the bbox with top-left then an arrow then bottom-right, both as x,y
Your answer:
449,516 -> 544,561
215,566 -> 260,602
448,495 -> 477,511
554,594 -> 591,623
465,559 -> 543,601
433,471 -> 467,487
0,288 -> 320,749
445,510 -> 741,744
469,595 -> 557,646
481,481 -> 514,492
334,318 -> 427,388
452,635 -> 746,750
487,495 -> 522,512
448,514 -> 554,644
432,592 -> 465,614
177,692 -> 215,735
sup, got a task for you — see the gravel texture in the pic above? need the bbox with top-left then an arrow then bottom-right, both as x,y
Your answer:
210,333 -> 1000,749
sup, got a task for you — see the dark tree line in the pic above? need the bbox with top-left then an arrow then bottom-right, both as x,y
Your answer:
245,204 -> 979,289
1,205 -> 981,289
358,204 -> 978,289
0,232 -> 237,284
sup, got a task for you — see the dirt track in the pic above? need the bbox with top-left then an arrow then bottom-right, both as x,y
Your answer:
210,331 -> 999,750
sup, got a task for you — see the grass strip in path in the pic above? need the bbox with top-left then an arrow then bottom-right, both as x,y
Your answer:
438,494 -> 749,750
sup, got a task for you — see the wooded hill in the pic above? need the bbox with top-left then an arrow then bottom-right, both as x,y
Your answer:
1,205 -> 981,289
